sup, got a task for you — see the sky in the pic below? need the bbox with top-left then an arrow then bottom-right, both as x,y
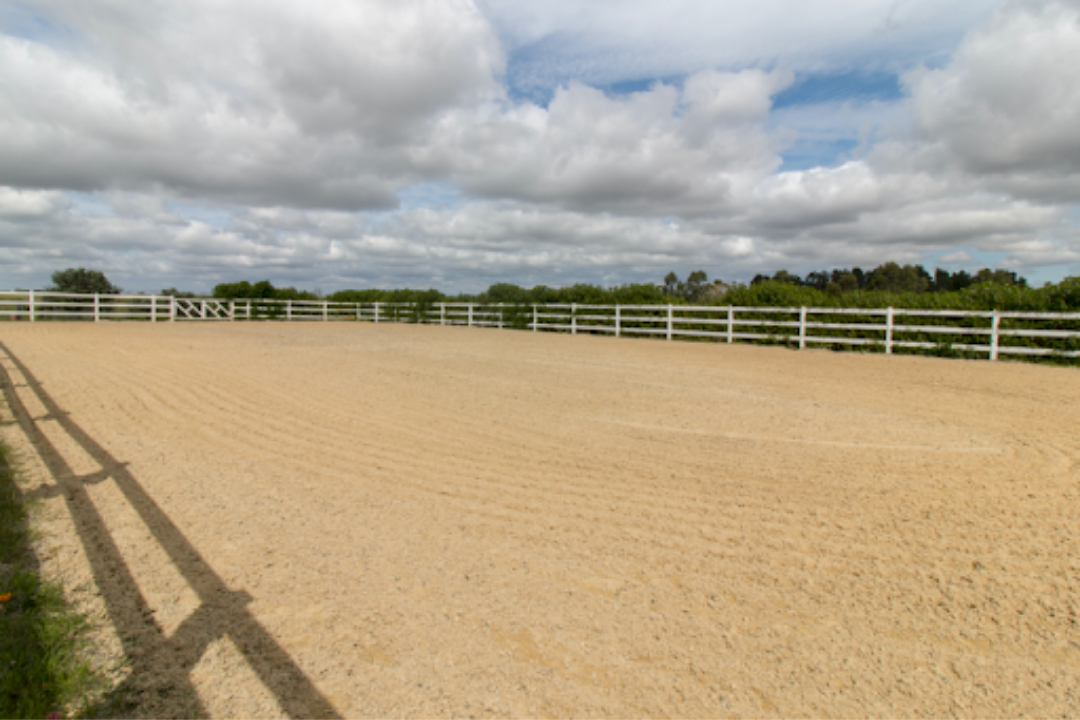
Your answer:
1,0 -> 1079,294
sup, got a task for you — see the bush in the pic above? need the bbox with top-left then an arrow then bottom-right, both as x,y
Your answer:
49,269 -> 120,294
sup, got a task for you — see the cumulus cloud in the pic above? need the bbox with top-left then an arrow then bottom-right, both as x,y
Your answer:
0,1 -> 793,216
0,189 -> 775,291
749,162 -> 913,229
0,187 -> 70,220
420,69 -> 792,214
907,0 -> 1080,199
0,0 -> 503,209
1,0 -> 1079,292
481,0 -> 994,93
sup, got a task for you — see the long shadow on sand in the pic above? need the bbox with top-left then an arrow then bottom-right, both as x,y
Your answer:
0,342 -> 340,719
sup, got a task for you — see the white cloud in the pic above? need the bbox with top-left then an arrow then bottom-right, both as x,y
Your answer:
939,250 -> 976,264
0,0 -> 504,209
1001,237 -> 1080,267
481,0 -> 994,91
907,0 -> 1080,196
419,69 -> 792,214
750,162 -> 903,228
0,0 -> 1078,292
0,188 -> 69,219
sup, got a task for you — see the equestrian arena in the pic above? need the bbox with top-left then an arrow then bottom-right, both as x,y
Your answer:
1,322 -> 1077,717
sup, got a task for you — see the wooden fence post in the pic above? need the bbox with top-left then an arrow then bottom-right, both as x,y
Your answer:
374,302 -> 380,323
468,304 -> 473,327
28,290 -> 35,322
151,295 -> 157,323
323,301 -> 328,321
666,304 -> 673,341
170,296 -> 176,322
615,305 -> 621,337
727,306 -> 734,343
532,305 -> 538,332
799,306 -> 807,349
229,300 -> 235,321
885,307 -> 894,355
441,303 -> 446,326
94,293 -> 100,323
571,303 -> 577,334
990,311 -> 1000,361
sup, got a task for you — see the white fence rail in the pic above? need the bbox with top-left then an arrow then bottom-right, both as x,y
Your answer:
3,291 -> 1079,361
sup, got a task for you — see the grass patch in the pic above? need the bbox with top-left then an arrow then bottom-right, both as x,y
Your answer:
0,443 -> 109,719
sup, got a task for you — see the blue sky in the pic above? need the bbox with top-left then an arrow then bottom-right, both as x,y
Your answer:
0,0 -> 1078,293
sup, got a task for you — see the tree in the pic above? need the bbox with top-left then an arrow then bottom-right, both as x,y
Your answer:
826,271 -> 859,296
213,280 -> 281,300
161,288 -> 196,298
866,262 -> 930,293
804,271 -> 831,290
663,272 -> 681,296
483,283 -> 530,305
662,271 -> 710,302
973,268 -> 1027,287
49,268 -> 120,294
932,269 -> 975,292
213,281 -> 253,299
684,270 -> 709,302
610,283 -> 668,304
756,272 -> 807,289
932,268 -> 953,292
771,269 -> 802,286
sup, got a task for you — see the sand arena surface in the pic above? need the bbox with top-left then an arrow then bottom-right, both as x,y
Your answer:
0,322 -> 1078,717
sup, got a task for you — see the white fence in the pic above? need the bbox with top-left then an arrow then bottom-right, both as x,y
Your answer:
0,293 -> 361,323
3,291 -> 1079,361
522,303 -> 1080,361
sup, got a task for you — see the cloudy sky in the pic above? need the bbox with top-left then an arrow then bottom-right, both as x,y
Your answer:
1,0 -> 1078,293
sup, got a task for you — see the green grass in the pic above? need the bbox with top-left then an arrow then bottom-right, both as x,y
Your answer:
0,443 -> 109,719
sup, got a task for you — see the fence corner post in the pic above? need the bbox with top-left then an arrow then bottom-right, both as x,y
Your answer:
615,305 -> 621,338
885,306 -> 894,355
94,293 -> 100,323
28,289 -> 35,322
727,306 -> 734,343
990,310 -> 1000,361
666,303 -> 673,341
799,306 -> 807,350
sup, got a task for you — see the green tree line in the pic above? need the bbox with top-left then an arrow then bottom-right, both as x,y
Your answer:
751,262 -> 1028,296
40,264 -> 1080,313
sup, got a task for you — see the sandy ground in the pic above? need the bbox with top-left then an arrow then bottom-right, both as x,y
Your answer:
0,322 -> 1078,718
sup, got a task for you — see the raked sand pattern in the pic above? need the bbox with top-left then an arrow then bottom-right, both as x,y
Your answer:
1,322 -> 1077,718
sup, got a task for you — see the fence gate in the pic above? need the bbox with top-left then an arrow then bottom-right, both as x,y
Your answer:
173,299 -> 231,321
